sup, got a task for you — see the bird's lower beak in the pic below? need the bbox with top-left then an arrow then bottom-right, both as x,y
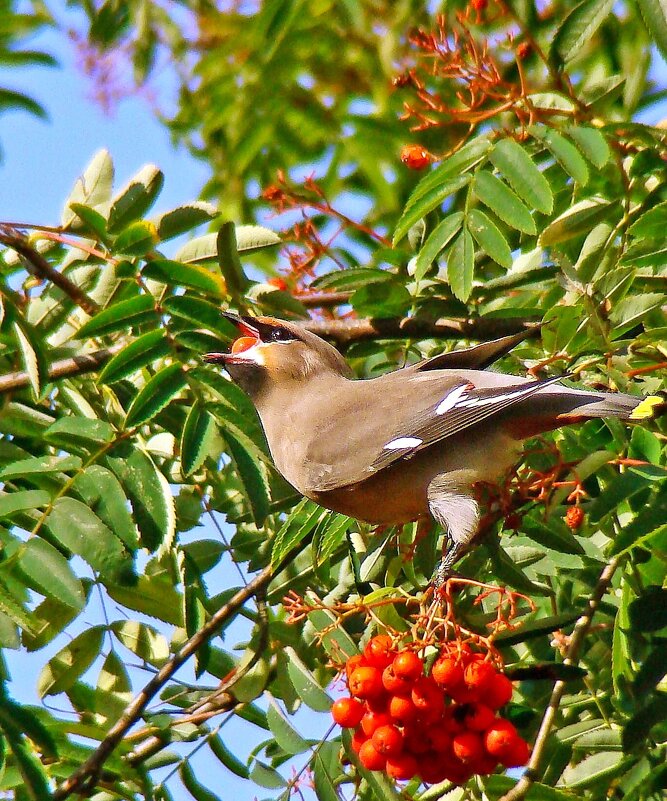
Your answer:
203,312 -> 261,364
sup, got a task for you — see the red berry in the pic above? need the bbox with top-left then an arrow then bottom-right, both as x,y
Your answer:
463,659 -> 496,693
501,736 -> 530,768
432,656 -> 465,690
565,505 -> 585,530
371,724 -> 404,757
382,664 -> 412,696
385,752 -> 418,781
402,725 -> 430,755
426,725 -> 452,752
351,728 -> 366,753
345,654 -> 367,679
483,672 -> 513,709
471,0 -> 488,9
388,694 -> 419,724
360,710 -> 392,737
418,753 -> 449,784
358,739 -> 387,771
461,702 -> 495,732
400,144 -> 432,170
453,731 -> 484,763
267,276 -> 288,291
349,666 -> 383,699
411,676 -> 445,717
331,697 -> 365,728
484,719 -> 519,759
364,635 -> 395,669
392,650 -> 423,680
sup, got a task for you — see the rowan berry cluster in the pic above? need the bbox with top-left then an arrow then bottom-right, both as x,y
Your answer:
331,635 -> 530,784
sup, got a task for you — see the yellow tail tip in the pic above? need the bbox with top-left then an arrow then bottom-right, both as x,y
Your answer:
629,395 -> 665,421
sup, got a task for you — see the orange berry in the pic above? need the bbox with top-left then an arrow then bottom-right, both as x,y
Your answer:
230,336 -> 258,354
453,731 -> 484,763
501,736 -> 530,768
385,752 -> 418,781
432,656 -> 465,690
364,635 -> 395,669
483,672 -> 513,709
360,710 -> 392,737
400,144 -> 432,170
388,694 -> 419,724
358,739 -> 387,771
464,659 -> 496,693
351,728 -> 366,753
371,724 -> 404,757
484,719 -> 520,759
382,664 -> 412,696
460,702 -> 495,732
345,654 -> 367,679
565,505 -> 585,530
349,666 -> 384,699
331,697 -> 365,728
392,650 -> 423,680
267,276 -> 288,291
411,676 -> 445,717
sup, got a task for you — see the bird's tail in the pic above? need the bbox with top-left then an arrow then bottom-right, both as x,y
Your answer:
567,390 -> 666,422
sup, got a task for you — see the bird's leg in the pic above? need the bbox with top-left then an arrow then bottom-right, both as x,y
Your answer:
432,541 -> 468,588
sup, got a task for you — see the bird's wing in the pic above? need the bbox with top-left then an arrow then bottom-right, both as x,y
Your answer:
414,328 -> 538,372
304,371 -> 564,492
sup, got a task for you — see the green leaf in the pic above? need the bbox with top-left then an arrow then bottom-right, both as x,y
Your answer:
234,224 -> 282,253
628,587 -> 667,632
74,465 -> 139,550
111,620 -> 169,665
567,125 -> 611,168
44,416 -> 114,448
142,259 -> 226,297
267,700 -> 309,754
13,322 -> 42,398
44,497 -> 135,582
313,513 -> 351,566
474,171 -> 536,234
78,295 -> 157,338
16,538 -> 85,611
414,213 -> 463,281
638,0 -> 667,61
494,612 -> 579,645
37,626 -> 104,697
272,498 -> 326,566
180,762 -> 225,801
285,646 -> 332,711
155,202 -> 218,241
0,708 -> 53,800
217,222 -> 249,301
113,220 -> 158,256
447,228 -> 475,302
125,364 -> 187,428
208,734 -> 249,779
551,0 -> 614,65
485,775 -> 578,801
0,490 -> 51,518
224,428 -> 271,526
393,173 -> 471,245
163,296 -> 238,338
627,200 -> 667,238
68,202 -> 108,239
106,575 -> 183,626
105,442 -> 174,552
490,139 -> 554,213
99,329 -> 170,384
521,515 -> 586,555
248,760 -> 287,790
559,750 -> 625,789
350,280 -> 412,317
181,403 -> 216,476
0,454 -> 81,480
108,164 -> 164,233
529,125 -> 589,185
623,693 -> 667,752
61,149 -> 114,228
467,209 -> 513,269
313,742 -> 343,801
539,197 -> 619,246
0,577 -> 37,634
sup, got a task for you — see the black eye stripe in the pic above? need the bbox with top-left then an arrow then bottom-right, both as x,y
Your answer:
269,328 -> 296,342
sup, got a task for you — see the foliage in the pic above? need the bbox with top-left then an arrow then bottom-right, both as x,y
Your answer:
0,1 -> 666,801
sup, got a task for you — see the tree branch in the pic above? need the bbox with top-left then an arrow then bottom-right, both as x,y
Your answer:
498,554 -> 623,801
0,227 -> 100,316
0,346 -> 122,394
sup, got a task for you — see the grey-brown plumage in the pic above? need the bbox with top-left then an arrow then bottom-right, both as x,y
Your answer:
205,314 -> 662,579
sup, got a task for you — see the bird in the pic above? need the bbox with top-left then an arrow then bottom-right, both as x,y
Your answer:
205,313 -> 664,583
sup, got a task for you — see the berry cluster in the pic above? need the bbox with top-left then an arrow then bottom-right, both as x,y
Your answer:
331,636 -> 530,784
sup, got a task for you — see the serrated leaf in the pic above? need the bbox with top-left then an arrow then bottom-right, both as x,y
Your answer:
106,575 -> 183,626
0,489 -> 51,518
180,402 -> 216,476
393,173 -> 471,245
474,171 -> 536,234
539,197 -> 619,246
37,625 -> 104,697
114,220 -> 158,255
267,700 -> 309,754
234,224 -> 282,252
313,742 -> 343,801
414,212 -> 463,281
142,259 -> 225,297
313,513 -> 351,566
485,775 -> 578,801
163,295 -> 238,338
638,0 -> 667,61
13,322 -> 41,398
627,200 -> 667,238
224,428 -> 271,526
44,497 -> 135,583
272,498 -> 326,566
108,164 -> 164,233
467,208 -> 513,269
567,125 -> 611,168
44,416 -> 114,447
155,202 -> 218,241
78,295 -> 158,338
217,222 -> 249,301
74,465 -> 139,550
99,329 -> 170,384
111,620 -> 169,665
98,649 -> 132,695
560,750 -> 625,788
62,149 -> 114,228
490,138 -> 554,213
0,707 -> 53,799
125,363 -> 187,428
247,284 -> 310,319
447,228 -> 475,301
530,125 -> 589,185
285,646 -> 332,711
68,203 -> 108,239
17,538 -> 85,611
551,0 -> 614,65
0,454 -> 81,480
0,577 -> 37,634
521,515 -> 586,555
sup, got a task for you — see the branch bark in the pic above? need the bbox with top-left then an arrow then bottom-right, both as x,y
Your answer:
497,554 -> 623,801
0,227 -> 100,316
0,346 -> 122,394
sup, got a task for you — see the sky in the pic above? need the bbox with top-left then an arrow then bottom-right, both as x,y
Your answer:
1,10 -> 332,801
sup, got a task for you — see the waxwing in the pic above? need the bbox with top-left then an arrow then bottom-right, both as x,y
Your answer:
205,313 -> 664,582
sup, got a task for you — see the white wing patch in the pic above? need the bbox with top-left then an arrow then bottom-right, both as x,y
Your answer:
436,385 -> 527,413
435,384 -> 469,414
383,436 -> 423,450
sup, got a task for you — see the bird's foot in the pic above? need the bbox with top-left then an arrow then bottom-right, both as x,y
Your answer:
431,542 -> 467,590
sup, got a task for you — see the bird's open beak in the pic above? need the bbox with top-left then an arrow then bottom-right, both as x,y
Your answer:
203,312 -> 261,364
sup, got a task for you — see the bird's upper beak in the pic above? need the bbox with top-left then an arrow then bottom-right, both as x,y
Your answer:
203,312 -> 263,365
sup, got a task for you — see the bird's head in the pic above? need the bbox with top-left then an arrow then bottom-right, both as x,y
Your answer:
204,313 -> 352,398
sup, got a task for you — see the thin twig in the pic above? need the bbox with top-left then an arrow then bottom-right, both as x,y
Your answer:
0,227 -> 100,315
497,554 -> 623,801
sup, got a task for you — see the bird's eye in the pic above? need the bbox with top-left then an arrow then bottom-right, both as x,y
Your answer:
269,328 -> 293,342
